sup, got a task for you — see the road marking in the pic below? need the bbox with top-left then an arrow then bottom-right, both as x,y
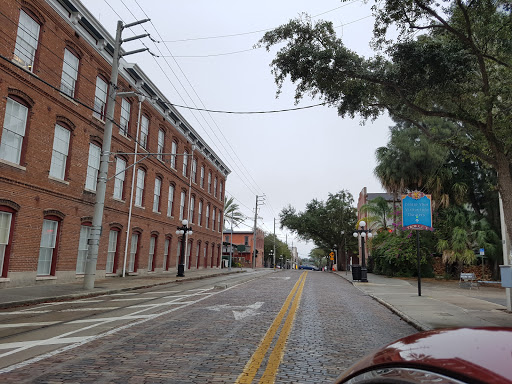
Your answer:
69,315 -> 153,323
235,272 -> 307,384
206,302 -> 264,320
267,276 -> 291,280
0,311 -> 50,315
59,307 -> 120,312
143,290 -> 181,294
107,293 -> 138,296
110,297 -> 158,301
0,322 -> 59,328
0,337 -> 91,350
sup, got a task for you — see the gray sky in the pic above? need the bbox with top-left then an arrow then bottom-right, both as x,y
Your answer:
81,0 -> 392,258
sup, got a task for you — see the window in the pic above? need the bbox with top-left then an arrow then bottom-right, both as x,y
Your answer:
60,49 -> 79,97
106,229 -> 118,274
140,115 -> 149,149
212,207 -> 216,231
157,129 -> 164,161
170,141 -> 177,169
153,177 -> 161,212
200,166 -> 204,188
119,98 -> 130,136
219,181 -> 223,201
148,235 -> 156,271
244,236 -> 249,246
128,233 -> 139,273
135,168 -> 145,207
76,224 -> 91,274
49,124 -> 70,180
214,178 -> 218,198
192,158 -> 197,183
163,238 -> 170,270
167,184 -> 175,217
179,190 -> 186,220
85,143 -> 101,191
37,219 -> 59,276
0,210 -> 14,278
198,200 -> 203,226
208,172 -> 212,193
225,235 -> 229,242
176,241 -> 181,268
113,157 -> 126,200
189,196 -> 195,223
218,211 -> 221,232
206,205 -> 210,229
195,242 -> 200,269
93,76 -> 108,120
13,10 -> 40,72
0,97 -> 29,165
182,151 -> 189,177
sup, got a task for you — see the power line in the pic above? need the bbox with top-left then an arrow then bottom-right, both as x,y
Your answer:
167,102 -> 327,114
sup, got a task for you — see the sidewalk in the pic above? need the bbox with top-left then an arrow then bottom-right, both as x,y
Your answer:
0,268 -> 249,310
335,271 -> 511,331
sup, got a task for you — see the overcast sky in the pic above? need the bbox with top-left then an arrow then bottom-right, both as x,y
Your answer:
81,0 -> 392,258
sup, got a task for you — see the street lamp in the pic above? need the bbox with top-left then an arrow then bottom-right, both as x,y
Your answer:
353,220 -> 372,282
269,249 -> 274,269
279,255 -> 283,270
176,219 -> 193,277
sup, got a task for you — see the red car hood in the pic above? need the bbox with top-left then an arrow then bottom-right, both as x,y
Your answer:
336,328 -> 512,384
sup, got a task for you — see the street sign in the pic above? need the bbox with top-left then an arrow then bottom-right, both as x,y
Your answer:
480,248 -> 485,256
329,252 -> 334,260
402,192 -> 433,231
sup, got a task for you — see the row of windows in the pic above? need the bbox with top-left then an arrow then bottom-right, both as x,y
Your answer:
8,7 -> 225,201
0,205 -> 222,279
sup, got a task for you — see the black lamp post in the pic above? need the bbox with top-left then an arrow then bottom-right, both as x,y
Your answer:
269,249 -> 274,269
353,220 -> 372,282
176,219 -> 193,277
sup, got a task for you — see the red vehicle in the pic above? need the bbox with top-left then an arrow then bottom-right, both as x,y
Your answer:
335,328 -> 512,384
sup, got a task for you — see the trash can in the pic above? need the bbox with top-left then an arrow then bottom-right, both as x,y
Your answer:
352,265 -> 362,281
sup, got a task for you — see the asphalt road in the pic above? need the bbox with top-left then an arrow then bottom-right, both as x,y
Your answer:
0,270 -> 416,383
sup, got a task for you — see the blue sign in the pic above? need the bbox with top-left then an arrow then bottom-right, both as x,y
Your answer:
402,192 -> 433,231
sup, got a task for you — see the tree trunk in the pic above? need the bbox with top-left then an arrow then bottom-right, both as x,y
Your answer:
495,152 -> 512,265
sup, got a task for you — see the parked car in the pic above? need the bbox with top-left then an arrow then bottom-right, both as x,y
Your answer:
299,265 -> 319,271
334,327 -> 512,384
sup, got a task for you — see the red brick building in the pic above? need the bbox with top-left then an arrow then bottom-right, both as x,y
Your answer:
222,229 -> 265,268
0,0 -> 230,287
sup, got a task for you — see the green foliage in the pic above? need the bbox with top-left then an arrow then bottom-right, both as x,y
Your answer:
372,231 -> 434,277
263,233 -> 291,266
223,196 -> 245,230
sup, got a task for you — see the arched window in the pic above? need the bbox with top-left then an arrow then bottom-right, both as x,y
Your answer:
106,227 -> 120,274
13,9 -> 42,72
128,229 -> 141,273
76,221 -> 92,274
163,236 -> 171,271
113,156 -> 127,200
0,204 -> 18,278
119,98 -> 131,136
157,129 -> 165,161
60,48 -> 80,97
197,200 -> 203,226
167,183 -> 175,217
85,142 -> 101,191
0,95 -> 31,165
140,115 -> 149,149
195,241 -> 201,269
37,214 -> 62,276
153,176 -> 162,213
148,234 -> 157,272
182,150 -> 189,177
93,75 -> 108,120
189,195 -> 195,223
170,140 -> 177,169
179,190 -> 186,220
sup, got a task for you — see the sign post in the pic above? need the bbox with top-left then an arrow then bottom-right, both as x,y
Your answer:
402,191 -> 434,296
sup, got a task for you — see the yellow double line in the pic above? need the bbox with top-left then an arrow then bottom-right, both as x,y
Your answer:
236,272 -> 308,384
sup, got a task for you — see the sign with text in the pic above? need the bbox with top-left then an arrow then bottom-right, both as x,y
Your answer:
402,191 -> 433,231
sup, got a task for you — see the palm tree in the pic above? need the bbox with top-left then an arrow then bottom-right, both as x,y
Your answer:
360,196 -> 392,231
223,196 -> 245,230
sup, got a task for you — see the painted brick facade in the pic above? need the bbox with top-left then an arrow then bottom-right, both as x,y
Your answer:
0,0 -> 229,287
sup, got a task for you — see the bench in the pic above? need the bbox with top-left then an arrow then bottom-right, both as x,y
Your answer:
459,272 -> 479,289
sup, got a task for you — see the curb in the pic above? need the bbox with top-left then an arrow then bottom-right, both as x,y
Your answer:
0,270 -> 246,310
333,272 -> 428,332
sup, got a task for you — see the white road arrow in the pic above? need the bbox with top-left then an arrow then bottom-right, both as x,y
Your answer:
206,302 -> 264,320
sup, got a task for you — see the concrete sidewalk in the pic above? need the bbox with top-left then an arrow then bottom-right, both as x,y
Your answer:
0,268 -> 249,309
335,271 -> 512,330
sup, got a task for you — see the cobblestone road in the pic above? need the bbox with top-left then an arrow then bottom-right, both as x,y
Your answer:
0,271 -> 416,383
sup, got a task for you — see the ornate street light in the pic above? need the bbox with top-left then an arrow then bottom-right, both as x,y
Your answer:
269,249 -> 274,269
176,219 -> 193,277
353,220 -> 372,282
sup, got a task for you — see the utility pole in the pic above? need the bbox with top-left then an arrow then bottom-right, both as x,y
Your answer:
252,195 -> 265,268
273,218 -> 276,271
84,19 -> 149,290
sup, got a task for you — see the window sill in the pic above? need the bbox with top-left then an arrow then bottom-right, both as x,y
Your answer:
92,114 -> 105,124
60,93 -> 79,105
119,133 -> 131,141
0,158 -> 26,171
0,278 -> 11,283
153,211 -> 161,215
105,273 -> 117,277
75,274 -> 84,278
83,188 -> 96,195
48,175 -> 70,185
113,197 -> 126,203
135,205 -> 145,210
36,276 -> 57,281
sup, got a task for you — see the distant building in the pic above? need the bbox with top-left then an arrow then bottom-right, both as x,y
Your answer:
222,229 -> 264,268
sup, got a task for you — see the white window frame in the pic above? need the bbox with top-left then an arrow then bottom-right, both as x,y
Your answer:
192,158 -> 197,183
37,219 -> 58,276
182,151 -> 189,177
189,196 -> 195,223
76,225 -> 90,274
153,177 -> 161,212
170,141 -> 177,169
140,115 -> 149,149
60,48 -> 79,97
163,238 -> 170,270
214,178 -> 218,198
0,212 -> 12,277
135,168 -> 145,207
13,10 -> 40,72
93,76 -> 108,120
148,236 -> 156,271
217,211 -> 221,232
219,181 -> 223,201
212,207 -> 216,231
120,98 -> 130,136
128,233 -> 138,273
0,98 -> 29,165
85,143 -> 101,191
198,201 -> 203,226
49,124 -> 70,180
206,205 -> 210,229
208,172 -> 212,193
113,157 -> 126,200
200,166 -> 205,188
106,229 -> 118,274
179,191 -> 186,220
167,184 -> 175,217
157,129 -> 165,161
